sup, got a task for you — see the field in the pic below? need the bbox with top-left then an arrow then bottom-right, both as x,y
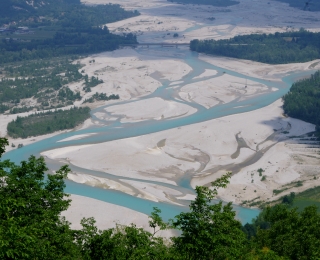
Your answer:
292,186 -> 320,212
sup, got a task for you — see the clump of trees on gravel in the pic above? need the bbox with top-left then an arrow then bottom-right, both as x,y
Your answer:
7,107 -> 91,138
283,70 -> 320,134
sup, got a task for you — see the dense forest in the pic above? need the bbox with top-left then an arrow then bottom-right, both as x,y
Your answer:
167,0 -> 239,7
7,107 -> 90,138
0,28 -> 137,64
274,0 -> 320,11
283,70 -> 320,133
190,30 -> 320,64
1,145 -> 320,260
0,0 -> 139,64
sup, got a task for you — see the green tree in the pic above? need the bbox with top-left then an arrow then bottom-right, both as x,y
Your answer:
149,207 -> 170,237
254,204 -> 320,259
82,223 -> 170,259
0,137 -> 80,259
171,172 -> 247,259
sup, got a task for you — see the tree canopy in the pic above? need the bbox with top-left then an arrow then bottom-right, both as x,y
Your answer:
1,137 -> 320,259
190,30 -> 320,64
283,70 -> 320,134
7,107 -> 91,138
0,0 -> 138,64
0,138 -> 79,259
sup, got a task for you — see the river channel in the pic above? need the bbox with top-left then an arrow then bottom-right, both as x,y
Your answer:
3,46 -> 316,224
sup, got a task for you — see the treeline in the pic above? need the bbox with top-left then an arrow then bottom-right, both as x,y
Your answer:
0,0 -> 138,28
283,70 -> 320,133
0,28 -> 137,64
167,0 -> 238,7
190,30 -> 320,64
1,154 -> 320,260
274,0 -> 320,11
0,1 -> 138,64
7,107 -> 90,138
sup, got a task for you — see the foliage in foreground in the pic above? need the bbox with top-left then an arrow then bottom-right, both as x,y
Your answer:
7,107 -> 91,138
0,138 -> 79,259
1,137 -> 320,259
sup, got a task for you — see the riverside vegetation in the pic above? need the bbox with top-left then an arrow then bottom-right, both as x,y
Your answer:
7,107 -> 91,138
0,59 -> 111,114
283,70 -> 320,134
190,30 -> 320,64
1,137 -> 320,259
0,0 -> 128,130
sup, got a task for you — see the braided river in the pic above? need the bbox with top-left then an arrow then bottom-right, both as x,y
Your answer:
3,46 -> 316,223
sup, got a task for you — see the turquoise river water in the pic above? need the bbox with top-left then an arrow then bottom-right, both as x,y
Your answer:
2,47 -> 315,224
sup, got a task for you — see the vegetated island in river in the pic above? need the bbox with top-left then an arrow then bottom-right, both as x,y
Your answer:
283,70 -> 320,134
0,0 -> 139,64
190,30 -> 320,64
7,107 -> 90,139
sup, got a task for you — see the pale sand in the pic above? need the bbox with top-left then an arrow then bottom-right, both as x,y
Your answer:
57,133 -> 97,142
42,99 -> 316,205
193,69 -> 218,80
180,74 -> 269,108
62,194 -> 174,237
74,48 -> 192,103
217,138 -> 320,205
67,172 -> 136,197
104,97 -> 197,123
120,179 -> 184,205
3,0 -> 320,229
67,171 -> 189,205
67,171 -> 188,205
83,0 -> 320,44
199,56 -> 320,81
